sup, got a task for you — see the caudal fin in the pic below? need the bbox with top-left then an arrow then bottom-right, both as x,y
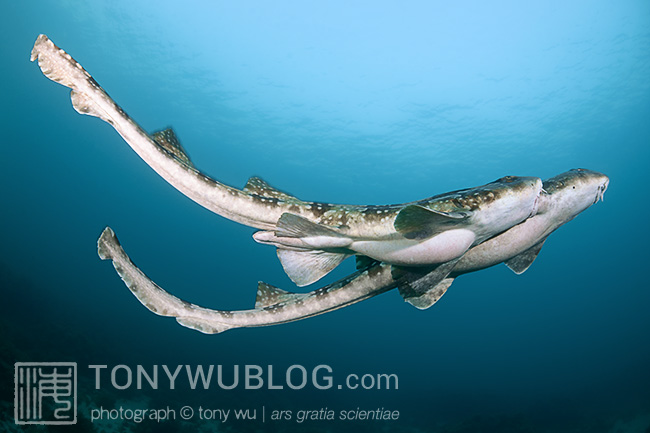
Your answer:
97,226 -> 238,334
31,35 -> 114,123
97,226 -> 118,260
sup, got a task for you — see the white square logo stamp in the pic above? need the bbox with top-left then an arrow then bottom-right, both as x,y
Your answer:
14,362 -> 77,425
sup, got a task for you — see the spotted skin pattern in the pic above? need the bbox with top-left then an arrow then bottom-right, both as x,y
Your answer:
95,170 -> 607,333
31,35 -> 540,241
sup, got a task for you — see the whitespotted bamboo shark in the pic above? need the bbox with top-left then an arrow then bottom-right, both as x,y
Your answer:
97,169 -> 608,333
31,34 -> 543,287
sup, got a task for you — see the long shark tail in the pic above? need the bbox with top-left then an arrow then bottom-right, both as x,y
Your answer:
31,34 -> 117,125
97,227 -> 235,334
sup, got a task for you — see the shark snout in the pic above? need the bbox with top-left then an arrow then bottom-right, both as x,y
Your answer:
574,169 -> 609,204
596,177 -> 609,203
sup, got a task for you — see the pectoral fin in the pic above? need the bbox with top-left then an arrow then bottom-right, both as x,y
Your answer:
277,248 -> 350,287
394,205 -> 471,240
504,238 -> 547,275
401,278 -> 455,310
394,257 -> 461,309
355,255 -> 380,270
255,282 -> 306,308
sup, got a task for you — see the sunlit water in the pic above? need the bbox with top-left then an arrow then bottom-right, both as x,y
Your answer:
1,2 -> 649,432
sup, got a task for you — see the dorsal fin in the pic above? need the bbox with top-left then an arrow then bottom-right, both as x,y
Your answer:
243,176 -> 300,201
394,205 -> 471,240
255,282 -> 305,308
505,238 -> 547,274
152,128 -> 194,168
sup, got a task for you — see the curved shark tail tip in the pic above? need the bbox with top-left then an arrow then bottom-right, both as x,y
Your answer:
31,34 -> 50,62
97,226 -> 118,260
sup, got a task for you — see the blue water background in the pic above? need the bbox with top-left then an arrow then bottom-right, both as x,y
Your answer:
1,1 -> 649,431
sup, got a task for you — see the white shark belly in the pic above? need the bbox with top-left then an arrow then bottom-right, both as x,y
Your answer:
351,229 -> 476,266
453,214 -> 555,273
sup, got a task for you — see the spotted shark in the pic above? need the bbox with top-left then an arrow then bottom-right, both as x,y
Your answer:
31,34 -> 542,286
97,169 -> 608,333
396,168 -> 609,308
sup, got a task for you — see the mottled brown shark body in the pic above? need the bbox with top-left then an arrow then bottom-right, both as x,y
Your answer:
253,175 -> 542,286
97,169 -> 608,333
31,34 -> 542,286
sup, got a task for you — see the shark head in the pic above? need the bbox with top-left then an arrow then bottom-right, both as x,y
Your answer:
487,175 -> 544,216
455,175 -> 543,241
538,168 -> 609,220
